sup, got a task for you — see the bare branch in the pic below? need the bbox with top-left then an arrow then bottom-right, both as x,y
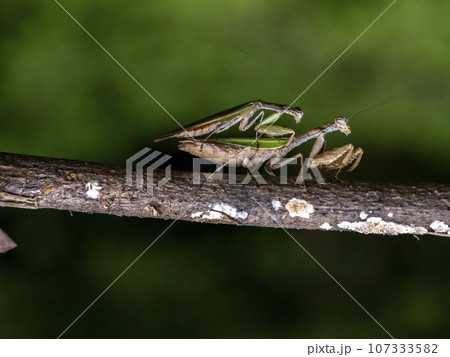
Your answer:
0,152 -> 449,237
0,228 -> 17,253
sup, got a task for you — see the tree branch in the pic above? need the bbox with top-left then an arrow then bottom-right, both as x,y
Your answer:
0,228 -> 17,253
0,152 -> 449,237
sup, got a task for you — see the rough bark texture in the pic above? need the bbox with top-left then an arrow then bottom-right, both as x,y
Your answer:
0,152 -> 449,237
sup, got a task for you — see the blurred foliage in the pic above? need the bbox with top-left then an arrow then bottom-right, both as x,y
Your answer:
0,0 -> 449,338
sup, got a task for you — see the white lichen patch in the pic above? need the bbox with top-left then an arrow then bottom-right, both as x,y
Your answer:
191,211 -> 203,218
271,200 -> 282,211
191,211 -> 225,220
360,211 -> 368,220
320,222 -> 332,231
191,203 -> 248,222
387,212 -> 394,218
338,217 -> 427,236
430,221 -> 450,234
285,198 -> 314,219
211,203 -> 248,220
85,181 -> 102,199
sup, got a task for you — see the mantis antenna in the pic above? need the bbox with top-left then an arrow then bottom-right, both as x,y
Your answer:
347,102 -> 382,120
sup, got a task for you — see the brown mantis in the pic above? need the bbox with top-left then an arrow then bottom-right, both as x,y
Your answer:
177,117 -> 363,177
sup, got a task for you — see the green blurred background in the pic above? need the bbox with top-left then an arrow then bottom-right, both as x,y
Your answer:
1,0 -> 449,338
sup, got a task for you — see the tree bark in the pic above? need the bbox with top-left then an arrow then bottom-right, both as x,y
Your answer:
0,152 -> 449,237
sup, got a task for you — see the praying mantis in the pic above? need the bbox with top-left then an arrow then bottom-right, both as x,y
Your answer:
177,117 -> 363,177
154,100 -> 304,142
155,99 -> 365,178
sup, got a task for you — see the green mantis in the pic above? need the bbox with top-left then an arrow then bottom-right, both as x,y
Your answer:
154,100 -> 303,142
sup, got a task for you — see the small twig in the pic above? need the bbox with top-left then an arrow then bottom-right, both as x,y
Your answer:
0,228 -> 17,253
0,152 -> 449,237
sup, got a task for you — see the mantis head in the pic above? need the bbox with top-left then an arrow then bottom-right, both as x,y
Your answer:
291,107 -> 304,124
266,106 -> 303,125
335,117 -> 351,135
